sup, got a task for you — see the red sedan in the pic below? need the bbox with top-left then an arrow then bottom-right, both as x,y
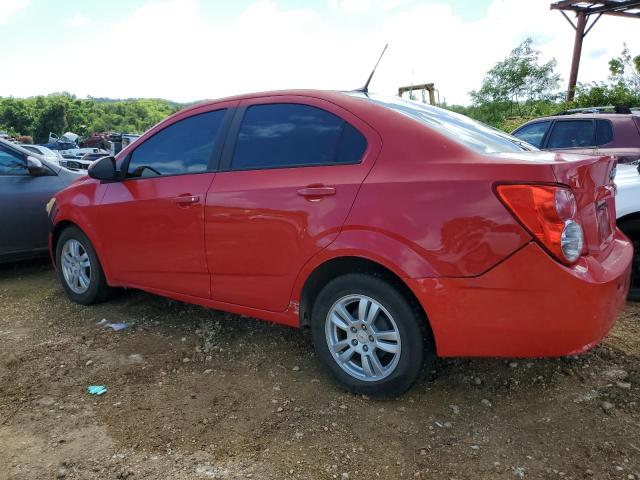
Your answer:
48,90 -> 632,396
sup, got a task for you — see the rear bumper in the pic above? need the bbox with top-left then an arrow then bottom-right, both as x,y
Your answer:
410,232 -> 632,357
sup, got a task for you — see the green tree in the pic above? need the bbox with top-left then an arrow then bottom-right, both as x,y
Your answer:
608,43 -> 640,91
470,38 -> 561,120
33,101 -> 68,143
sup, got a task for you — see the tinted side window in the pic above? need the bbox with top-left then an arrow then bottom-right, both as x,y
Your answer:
127,109 -> 226,178
0,147 -> 28,175
547,120 -> 594,149
335,123 -> 367,164
512,121 -> 551,148
595,119 -> 614,145
232,104 -> 366,170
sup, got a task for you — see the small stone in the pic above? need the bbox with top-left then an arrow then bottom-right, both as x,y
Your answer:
419,449 -> 427,456
601,401 -> 614,412
277,407 -> 283,412
127,354 -> 144,364
182,358 -> 190,363
449,404 -> 460,414
603,368 -> 628,380
509,362 -> 518,368
481,399 -> 492,408
85,360 -> 93,366
471,445 -> 480,450
616,381 -> 631,390
585,469 -> 594,476
474,377 -> 482,385
341,473 -> 350,480
292,366 -> 300,371
56,467 -> 67,479
204,369 -> 212,374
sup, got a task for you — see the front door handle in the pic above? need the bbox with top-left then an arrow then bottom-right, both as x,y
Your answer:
297,186 -> 336,197
173,194 -> 200,205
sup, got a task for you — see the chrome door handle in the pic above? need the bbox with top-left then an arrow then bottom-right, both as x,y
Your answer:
297,186 -> 336,197
173,194 -> 200,205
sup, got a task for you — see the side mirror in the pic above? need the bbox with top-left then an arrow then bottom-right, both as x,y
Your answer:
88,156 -> 118,181
26,156 -> 49,176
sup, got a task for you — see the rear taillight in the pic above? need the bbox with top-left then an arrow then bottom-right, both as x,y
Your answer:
496,184 -> 584,265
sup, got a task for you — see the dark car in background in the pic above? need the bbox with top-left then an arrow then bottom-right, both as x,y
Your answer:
0,138 -> 81,262
512,108 -> 640,164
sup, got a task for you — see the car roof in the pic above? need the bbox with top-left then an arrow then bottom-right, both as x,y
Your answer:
525,112 -> 639,123
175,89 -> 357,116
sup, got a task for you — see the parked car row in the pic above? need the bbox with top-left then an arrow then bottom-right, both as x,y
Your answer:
2,95 -> 638,396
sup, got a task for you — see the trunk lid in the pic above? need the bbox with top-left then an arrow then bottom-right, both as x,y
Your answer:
493,151 -> 617,259
549,154 -> 617,258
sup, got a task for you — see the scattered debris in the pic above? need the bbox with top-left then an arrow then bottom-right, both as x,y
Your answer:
105,323 -> 129,331
87,385 -> 107,396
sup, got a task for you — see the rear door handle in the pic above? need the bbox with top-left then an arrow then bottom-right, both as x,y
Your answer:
297,186 -> 336,197
173,194 -> 200,205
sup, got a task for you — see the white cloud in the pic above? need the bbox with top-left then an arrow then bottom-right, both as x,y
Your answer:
65,13 -> 92,28
0,0 -> 638,105
0,0 -> 30,25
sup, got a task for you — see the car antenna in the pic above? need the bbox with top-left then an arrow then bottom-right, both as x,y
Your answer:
354,43 -> 388,96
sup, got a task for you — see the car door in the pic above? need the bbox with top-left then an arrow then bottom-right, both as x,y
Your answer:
94,105 -> 235,298
544,119 -> 597,155
0,145 -> 64,258
205,97 -> 382,312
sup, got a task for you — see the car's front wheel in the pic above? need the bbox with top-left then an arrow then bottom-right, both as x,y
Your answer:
56,226 -> 111,305
311,273 -> 434,397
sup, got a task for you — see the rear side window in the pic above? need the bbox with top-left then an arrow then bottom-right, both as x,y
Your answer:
595,119 -> 614,145
513,121 -> 551,148
127,109 -> 226,178
231,103 -> 367,170
547,120 -> 594,149
0,146 -> 28,175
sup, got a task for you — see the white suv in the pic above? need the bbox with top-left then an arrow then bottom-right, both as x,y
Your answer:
616,163 -> 640,301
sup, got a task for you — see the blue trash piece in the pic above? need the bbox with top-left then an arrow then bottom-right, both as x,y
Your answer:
87,385 -> 107,396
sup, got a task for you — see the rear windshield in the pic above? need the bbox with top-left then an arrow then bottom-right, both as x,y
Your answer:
347,93 -> 536,154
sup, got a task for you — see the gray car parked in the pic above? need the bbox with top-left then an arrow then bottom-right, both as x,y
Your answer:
0,138 -> 81,262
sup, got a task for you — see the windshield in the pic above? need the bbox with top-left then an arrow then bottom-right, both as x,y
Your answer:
347,93 -> 537,155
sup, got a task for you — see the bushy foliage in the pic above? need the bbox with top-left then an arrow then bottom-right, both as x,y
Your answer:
0,93 -> 181,143
448,41 -> 640,133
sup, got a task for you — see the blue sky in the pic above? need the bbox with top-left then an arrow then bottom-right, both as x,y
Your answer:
0,0 -> 637,104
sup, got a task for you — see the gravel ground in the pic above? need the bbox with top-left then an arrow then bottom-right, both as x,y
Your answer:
0,259 -> 639,480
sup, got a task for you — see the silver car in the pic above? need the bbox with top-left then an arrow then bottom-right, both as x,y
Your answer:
0,138 -> 81,262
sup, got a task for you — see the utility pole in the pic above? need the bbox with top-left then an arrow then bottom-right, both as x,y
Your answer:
567,11 -> 587,102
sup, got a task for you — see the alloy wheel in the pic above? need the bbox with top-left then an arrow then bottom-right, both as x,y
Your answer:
325,294 -> 401,382
61,239 -> 92,294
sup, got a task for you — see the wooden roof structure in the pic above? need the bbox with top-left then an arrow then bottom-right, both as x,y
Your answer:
550,1 -> 640,100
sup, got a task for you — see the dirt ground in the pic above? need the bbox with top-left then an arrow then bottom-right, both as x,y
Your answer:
0,260 -> 639,480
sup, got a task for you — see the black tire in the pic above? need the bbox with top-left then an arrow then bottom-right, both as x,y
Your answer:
310,273 -> 435,397
628,238 -> 640,302
56,226 -> 112,305
618,219 -> 640,302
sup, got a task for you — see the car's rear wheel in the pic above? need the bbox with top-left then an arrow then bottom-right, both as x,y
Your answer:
629,238 -> 640,302
618,219 -> 640,302
311,273 -> 434,397
56,227 -> 111,305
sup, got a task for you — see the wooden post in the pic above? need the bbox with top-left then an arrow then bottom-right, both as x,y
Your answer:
567,11 -> 587,102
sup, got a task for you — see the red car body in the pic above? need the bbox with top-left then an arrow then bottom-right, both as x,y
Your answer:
49,90 -> 632,359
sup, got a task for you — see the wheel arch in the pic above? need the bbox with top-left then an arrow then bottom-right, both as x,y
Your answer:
51,218 -> 113,283
298,255 -> 436,350
618,211 -> 640,238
